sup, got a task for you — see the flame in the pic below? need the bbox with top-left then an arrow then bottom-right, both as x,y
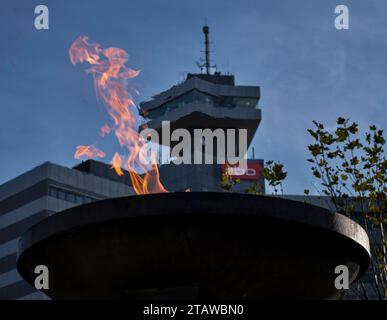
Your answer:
100,124 -> 111,137
111,152 -> 124,176
69,35 -> 167,194
74,145 -> 106,159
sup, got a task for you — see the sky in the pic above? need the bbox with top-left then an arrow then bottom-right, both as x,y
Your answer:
0,0 -> 386,194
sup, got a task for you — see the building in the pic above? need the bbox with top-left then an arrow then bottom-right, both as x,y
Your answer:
0,161 -> 133,299
140,28 -> 264,193
140,71 -> 265,193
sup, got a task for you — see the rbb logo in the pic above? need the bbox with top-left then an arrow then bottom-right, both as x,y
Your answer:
222,161 -> 262,180
227,167 -> 257,177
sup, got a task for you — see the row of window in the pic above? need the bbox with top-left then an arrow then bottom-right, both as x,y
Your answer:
48,186 -> 98,205
146,89 -> 258,118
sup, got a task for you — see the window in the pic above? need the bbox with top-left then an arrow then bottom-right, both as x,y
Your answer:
48,186 -> 97,205
147,89 -> 258,118
66,192 -> 75,203
49,186 -> 57,198
84,197 -> 92,204
57,190 -> 66,201
75,194 -> 84,204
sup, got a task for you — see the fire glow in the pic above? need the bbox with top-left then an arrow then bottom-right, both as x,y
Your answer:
69,35 -> 167,195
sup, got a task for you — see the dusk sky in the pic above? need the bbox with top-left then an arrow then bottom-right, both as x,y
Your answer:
1,0 -> 386,194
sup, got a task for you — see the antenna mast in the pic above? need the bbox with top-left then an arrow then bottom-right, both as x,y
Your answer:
197,25 -> 216,74
203,25 -> 211,74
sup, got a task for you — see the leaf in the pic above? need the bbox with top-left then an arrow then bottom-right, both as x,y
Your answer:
337,117 -> 346,125
307,129 -> 318,140
347,122 -> 358,134
308,144 -> 321,157
335,128 -> 348,142
313,169 -> 321,178
350,157 -> 359,166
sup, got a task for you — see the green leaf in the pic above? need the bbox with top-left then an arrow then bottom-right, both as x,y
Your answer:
350,157 -> 359,166
347,122 -> 358,134
307,129 -> 318,140
308,144 -> 321,157
335,128 -> 348,142
337,117 -> 346,125
313,169 -> 321,178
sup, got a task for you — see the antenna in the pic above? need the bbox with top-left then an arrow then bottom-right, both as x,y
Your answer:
203,25 -> 210,74
197,24 -> 216,75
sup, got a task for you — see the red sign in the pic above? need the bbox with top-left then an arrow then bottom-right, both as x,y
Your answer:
221,161 -> 262,180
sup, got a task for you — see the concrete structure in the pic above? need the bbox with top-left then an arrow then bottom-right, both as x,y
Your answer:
141,72 -> 264,193
0,161 -> 133,299
16,192 -> 370,300
284,195 -> 382,300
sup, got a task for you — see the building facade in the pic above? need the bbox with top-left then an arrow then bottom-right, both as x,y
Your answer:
0,161 -> 133,299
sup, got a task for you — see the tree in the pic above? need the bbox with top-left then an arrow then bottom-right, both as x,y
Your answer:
305,117 -> 387,300
261,160 -> 287,195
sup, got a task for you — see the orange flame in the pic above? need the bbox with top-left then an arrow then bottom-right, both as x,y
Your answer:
100,124 -> 111,137
111,152 -> 124,176
69,35 -> 167,194
74,145 -> 106,159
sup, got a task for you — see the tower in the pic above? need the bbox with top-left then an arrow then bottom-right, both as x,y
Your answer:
140,26 -> 263,192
